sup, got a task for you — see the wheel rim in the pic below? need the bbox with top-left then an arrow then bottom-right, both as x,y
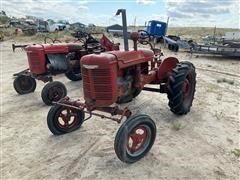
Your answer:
48,86 -> 65,102
182,74 -> 193,107
127,125 -> 151,157
55,107 -> 78,130
18,76 -> 34,91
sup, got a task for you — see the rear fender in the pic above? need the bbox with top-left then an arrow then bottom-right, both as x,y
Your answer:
100,34 -> 120,51
157,57 -> 179,82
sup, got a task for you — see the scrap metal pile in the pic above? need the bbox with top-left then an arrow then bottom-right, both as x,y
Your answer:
190,32 -> 240,57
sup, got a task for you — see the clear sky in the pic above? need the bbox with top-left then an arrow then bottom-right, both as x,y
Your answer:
1,0 -> 240,28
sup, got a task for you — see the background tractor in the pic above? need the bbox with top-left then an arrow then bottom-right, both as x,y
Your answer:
47,9 -> 196,163
13,32 -> 119,105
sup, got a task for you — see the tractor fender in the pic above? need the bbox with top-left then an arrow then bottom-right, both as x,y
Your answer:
157,57 -> 179,82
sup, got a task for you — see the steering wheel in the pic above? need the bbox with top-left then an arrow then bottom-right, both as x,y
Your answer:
72,31 -> 89,43
138,30 -> 150,45
44,37 -> 62,44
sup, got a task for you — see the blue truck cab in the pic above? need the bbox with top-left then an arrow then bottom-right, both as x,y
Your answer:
146,20 -> 167,37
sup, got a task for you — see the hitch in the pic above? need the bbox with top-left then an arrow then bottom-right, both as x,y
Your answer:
12,44 -> 27,52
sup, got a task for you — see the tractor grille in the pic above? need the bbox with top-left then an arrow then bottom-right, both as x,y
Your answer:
82,68 -> 113,100
29,52 -> 40,68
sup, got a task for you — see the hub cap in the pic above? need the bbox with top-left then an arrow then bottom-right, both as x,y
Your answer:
48,86 -> 64,101
127,125 -> 151,156
56,107 -> 78,129
19,77 -> 33,91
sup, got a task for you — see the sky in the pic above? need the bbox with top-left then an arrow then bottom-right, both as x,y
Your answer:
1,0 -> 240,28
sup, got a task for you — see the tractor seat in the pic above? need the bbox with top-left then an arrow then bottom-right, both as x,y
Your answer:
67,44 -> 83,52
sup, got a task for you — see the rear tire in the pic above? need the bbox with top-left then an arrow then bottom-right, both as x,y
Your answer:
117,88 -> 142,104
47,104 -> 85,135
41,81 -> 67,105
132,88 -> 141,98
114,114 -> 156,163
65,70 -> 82,81
13,75 -> 36,94
167,61 -> 196,115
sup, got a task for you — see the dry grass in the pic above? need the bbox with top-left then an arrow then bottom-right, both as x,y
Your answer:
3,26 -> 239,43
167,27 -> 239,41
217,78 -> 234,85
172,121 -> 186,131
231,149 -> 240,158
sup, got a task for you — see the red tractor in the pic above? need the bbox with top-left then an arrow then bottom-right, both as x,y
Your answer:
13,32 -> 119,105
46,30 -> 196,163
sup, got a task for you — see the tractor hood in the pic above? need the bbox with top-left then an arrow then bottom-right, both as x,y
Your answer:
108,49 -> 154,69
26,43 -> 83,54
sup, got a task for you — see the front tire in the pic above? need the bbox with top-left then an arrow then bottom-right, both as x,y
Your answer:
47,105 -> 85,135
41,81 -> 67,105
114,114 -> 156,163
167,61 -> 196,115
13,75 -> 36,94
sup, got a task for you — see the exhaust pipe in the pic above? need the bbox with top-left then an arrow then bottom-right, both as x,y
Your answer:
116,9 -> 129,51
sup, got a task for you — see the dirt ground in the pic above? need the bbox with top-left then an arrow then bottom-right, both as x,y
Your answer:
1,40 -> 240,180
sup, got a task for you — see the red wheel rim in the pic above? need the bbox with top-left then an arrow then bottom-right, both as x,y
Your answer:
55,107 -> 78,129
127,125 -> 149,154
182,74 -> 193,107
183,79 -> 190,97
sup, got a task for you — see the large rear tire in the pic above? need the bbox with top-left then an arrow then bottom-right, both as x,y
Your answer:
117,88 -> 142,104
114,114 -> 156,163
13,75 -> 36,94
167,61 -> 196,115
47,105 -> 85,135
41,81 -> 67,105
65,70 -> 82,81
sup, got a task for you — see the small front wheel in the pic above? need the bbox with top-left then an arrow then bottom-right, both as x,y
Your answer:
41,81 -> 67,105
13,75 -> 36,94
47,105 -> 85,135
114,114 -> 156,163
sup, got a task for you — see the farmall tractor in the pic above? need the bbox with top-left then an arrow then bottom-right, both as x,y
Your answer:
13,32 -> 119,105
46,10 -> 196,163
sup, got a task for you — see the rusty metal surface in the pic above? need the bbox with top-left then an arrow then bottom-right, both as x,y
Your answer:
53,97 -> 131,123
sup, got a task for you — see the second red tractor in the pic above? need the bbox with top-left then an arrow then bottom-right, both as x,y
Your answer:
13,32 -> 119,105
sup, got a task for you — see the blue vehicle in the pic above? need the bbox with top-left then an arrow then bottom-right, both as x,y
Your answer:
146,20 -> 167,38
139,20 -> 191,52
138,20 -> 168,44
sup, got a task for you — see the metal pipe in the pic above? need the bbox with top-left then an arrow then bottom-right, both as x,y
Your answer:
116,9 -> 129,51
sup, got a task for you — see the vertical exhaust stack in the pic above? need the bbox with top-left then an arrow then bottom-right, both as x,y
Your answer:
116,9 -> 129,51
